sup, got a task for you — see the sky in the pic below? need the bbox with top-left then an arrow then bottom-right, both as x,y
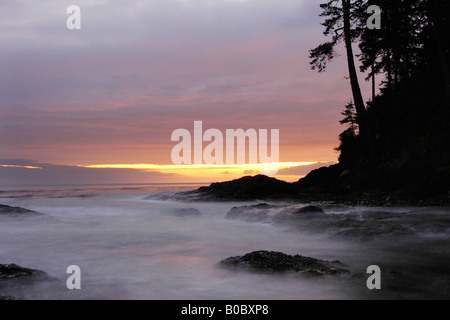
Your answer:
0,0 -> 373,184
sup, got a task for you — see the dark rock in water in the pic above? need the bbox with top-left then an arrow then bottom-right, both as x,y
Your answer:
219,251 -> 349,276
295,205 -> 324,214
0,264 -> 61,300
196,175 -> 294,200
169,208 -> 201,217
225,203 -> 280,223
0,264 -> 53,281
0,204 -> 42,217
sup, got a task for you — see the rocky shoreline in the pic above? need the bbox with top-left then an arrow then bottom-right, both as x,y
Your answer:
222,202 -> 437,241
175,174 -> 450,207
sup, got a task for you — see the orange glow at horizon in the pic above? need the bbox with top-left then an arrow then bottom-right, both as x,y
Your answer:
81,162 -> 317,182
0,164 -> 43,170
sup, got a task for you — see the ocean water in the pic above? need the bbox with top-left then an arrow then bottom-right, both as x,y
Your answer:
0,184 -> 449,300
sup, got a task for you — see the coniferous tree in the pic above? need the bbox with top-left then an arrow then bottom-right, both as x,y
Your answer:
310,0 -> 373,148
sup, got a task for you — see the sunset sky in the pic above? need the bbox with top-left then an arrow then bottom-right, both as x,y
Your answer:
0,0 -> 373,184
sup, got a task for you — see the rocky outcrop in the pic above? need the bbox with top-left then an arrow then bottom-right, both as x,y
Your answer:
0,263 -> 59,287
174,170 -> 449,206
196,175 -> 294,201
0,205 -> 42,217
223,203 -> 423,241
0,264 -> 50,280
219,251 -> 349,276
0,264 -> 59,285
0,264 -> 60,300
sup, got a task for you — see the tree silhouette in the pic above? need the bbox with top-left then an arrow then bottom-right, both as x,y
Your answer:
310,0 -> 373,149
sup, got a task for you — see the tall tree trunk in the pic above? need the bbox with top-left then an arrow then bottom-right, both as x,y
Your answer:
386,52 -> 393,88
372,62 -> 376,101
342,0 -> 372,147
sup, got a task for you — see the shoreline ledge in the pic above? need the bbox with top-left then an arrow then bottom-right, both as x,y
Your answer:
175,165 -> 450,206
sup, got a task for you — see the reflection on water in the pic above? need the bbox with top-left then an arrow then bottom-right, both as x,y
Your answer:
0,186 -> 449,300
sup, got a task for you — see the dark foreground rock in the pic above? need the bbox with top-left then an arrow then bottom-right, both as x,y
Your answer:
0,204 -> 42,217
0,264 -> 59,284
0,264 -> 60,300
219,251 -> 349,276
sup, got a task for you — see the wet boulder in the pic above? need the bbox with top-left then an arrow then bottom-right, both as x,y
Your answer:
219,251 -> 349,276
0,264 -> 61,299
0,263 -> 60,292
0,264 -> 50,280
